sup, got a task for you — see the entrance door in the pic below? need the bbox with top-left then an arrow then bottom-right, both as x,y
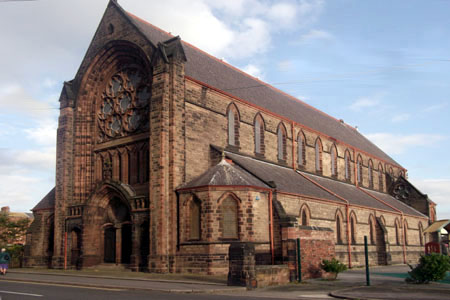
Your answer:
375,221 -> 387,265
121,224 -> 132,264
104,227 -> 116,263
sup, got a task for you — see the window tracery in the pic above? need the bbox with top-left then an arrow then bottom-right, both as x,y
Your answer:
98,67 -> 150,142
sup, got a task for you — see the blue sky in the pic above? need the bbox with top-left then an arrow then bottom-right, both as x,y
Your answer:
0,0 -> 449,219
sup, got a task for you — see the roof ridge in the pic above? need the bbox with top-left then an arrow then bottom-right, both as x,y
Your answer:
126,11 -> 351,130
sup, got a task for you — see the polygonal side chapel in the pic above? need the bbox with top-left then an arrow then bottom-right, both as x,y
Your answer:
25,0 -> 437,276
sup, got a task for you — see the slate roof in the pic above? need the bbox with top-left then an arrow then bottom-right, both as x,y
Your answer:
224,151 -> 345,203
32,187 -> 55,211
222,150 -> 424,217
179,157 -> 269,190
362,188 -> 427,217
123,7 -> 399,166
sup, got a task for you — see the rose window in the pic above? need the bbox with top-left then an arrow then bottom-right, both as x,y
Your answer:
98,68 -> 150,142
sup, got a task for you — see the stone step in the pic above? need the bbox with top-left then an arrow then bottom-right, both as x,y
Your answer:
86,263 -> 132,272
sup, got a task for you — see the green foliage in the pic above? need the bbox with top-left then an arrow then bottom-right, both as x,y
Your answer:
406,253 -> 450,284
6,244 -> 24,268
0,213 -> 29,247
320,258 -> 347,278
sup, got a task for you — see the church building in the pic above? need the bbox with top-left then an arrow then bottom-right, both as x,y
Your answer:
25,0 -> 436,276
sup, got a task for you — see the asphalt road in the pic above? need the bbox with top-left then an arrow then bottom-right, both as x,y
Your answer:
0,280 -> 289,300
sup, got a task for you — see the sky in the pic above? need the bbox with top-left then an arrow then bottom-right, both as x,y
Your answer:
0,0 -> 449,219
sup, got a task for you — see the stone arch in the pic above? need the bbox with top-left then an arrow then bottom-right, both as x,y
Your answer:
368,214 -> 376,244
349,211 -> 357,244
74,40 -> 152,204
335,209 -> 345,244
254,113 -> 265,155
299,204 -> 311,226
403,219 -> 409,246
83,181 -> 136,266
357,154 -> 363,184
345,149 -> 352,181
368,159 -> 374,188
217,192 -> 242,240
297,130 -> 306,167
378,163 -> 384,191
227,102 -> 240,147
394,218 -> 401,245
330,143 -> 338,176
277,122 -> 288,161
314,137 -> 323,173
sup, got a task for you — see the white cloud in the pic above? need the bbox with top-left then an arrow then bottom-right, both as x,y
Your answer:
300,29 -> 333,43
242,64 -> 264,79
365,133 -> 446,155
0,84 -> 54,118
24,120 -> 57,146
411,179 -> 450,220
392,113 -> 411,123
349,97 -> 380,111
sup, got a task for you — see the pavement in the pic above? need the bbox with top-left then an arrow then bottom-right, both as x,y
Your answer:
0,265 -> 449,299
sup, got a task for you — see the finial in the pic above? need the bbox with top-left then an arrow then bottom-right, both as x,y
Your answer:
221,150 -> 225,160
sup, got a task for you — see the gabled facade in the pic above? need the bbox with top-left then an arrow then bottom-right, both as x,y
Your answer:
26,1 -> 435,275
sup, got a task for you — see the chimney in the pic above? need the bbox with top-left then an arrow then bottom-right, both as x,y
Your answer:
1,206 -> 10,213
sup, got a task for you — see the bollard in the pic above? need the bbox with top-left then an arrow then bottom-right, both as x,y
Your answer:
364,235 -> 370,286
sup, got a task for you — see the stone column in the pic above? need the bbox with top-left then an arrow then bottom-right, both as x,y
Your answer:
130,218 -> 142,271
115,224 -> 122,264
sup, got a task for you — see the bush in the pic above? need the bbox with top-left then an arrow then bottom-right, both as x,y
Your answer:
320,258 -> 347,279
406,253 -> 450,284
6,244 -> 24,268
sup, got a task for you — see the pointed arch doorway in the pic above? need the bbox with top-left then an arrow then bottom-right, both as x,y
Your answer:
102,196 -> 132,265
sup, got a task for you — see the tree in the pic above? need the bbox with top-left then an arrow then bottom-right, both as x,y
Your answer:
0,213 -> 30,247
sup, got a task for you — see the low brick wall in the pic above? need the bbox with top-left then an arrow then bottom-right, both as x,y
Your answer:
255,265 -> 290,287
282,226 -> 335,280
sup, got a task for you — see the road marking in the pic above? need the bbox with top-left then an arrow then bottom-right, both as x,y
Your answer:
0,290 -> 43,297
0,280 -> 125,291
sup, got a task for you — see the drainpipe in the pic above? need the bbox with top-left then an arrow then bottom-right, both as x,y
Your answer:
358,187 -> 406,264
269,190 -> 275,265
296,171 -> 352,268
64,231 -> 67,270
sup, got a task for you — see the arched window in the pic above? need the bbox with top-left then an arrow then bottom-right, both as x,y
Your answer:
315,138 -> 323,173
357,155 -> 363,184
297,132 -> 306,167
331,145 -> 337,176
369,215 -> 376,245
299,205 -> 310,226
254,114 -> 265,154
378,163 -> 384,191
189,197 -> 201,240
350,213 -> 357,244
368,160 -> 374,188
403,220 -> 409,246
220,195 -> 239,239
336,210 -> 344,244
227,104 -> 239,146
277,123 -> 287,161
345,150 -> 351,181
395,219 -> 401,245
418,222 -> 424,246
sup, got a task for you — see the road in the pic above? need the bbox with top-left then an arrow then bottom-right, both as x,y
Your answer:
0,280 -> 289,300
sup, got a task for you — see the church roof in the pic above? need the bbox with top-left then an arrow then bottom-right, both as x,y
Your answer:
123,7 -> 400,167
179,156 -> 269,190
32,187 -> 55,211
222,149 -> 425,217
